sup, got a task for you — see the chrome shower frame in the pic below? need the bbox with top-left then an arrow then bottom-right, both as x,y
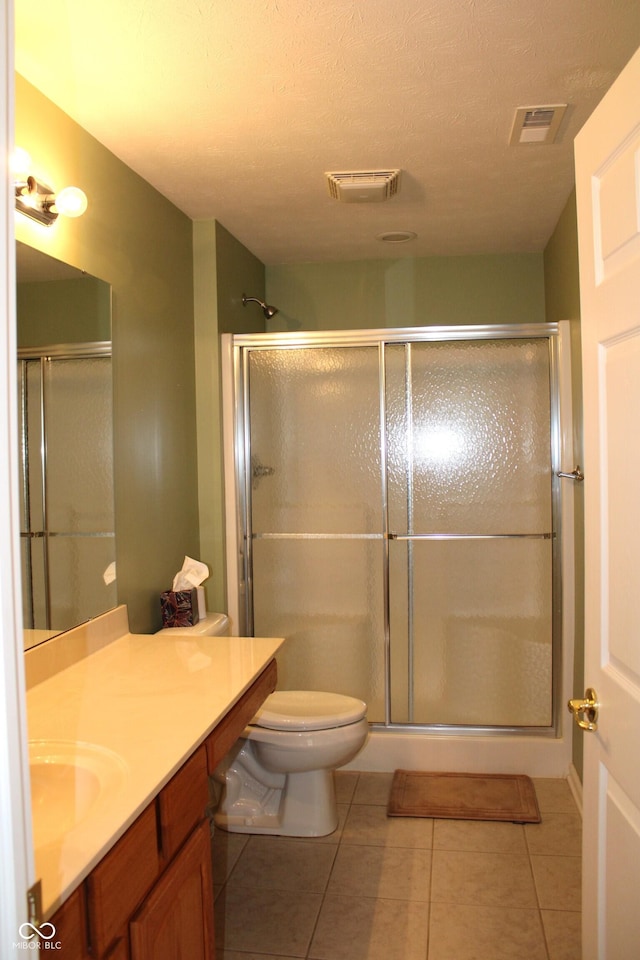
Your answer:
223,323 -> 575,740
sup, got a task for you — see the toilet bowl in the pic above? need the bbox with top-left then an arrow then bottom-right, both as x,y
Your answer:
214,690 -> 368,837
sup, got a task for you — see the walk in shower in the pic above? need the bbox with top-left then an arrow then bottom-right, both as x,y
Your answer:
223,325 -> 575,774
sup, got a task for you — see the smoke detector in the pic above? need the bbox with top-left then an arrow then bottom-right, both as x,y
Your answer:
325,169 -> 401,203
510,105 -> 567,145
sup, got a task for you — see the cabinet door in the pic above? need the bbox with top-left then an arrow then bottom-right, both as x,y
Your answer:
103,938 -> 129,960
50,886 -> 90,959
129,820 -> 214,960
86,804 -> 159,957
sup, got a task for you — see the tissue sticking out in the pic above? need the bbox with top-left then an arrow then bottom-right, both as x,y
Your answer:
170,556 -> 210,622
172,556 -> 210,592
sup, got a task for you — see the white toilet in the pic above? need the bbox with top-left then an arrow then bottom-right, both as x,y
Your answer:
213,690 -> 368,837
155,611 -> 230,637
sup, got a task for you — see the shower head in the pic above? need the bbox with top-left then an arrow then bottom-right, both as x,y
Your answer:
242,295 -> 279,319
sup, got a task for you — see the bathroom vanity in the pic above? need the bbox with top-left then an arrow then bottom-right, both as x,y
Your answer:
25,607 -> 283,959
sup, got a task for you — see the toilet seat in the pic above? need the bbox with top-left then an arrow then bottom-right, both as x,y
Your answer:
251,690 -> 367,731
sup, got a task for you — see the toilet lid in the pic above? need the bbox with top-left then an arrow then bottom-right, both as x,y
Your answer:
252,690 -> 367,731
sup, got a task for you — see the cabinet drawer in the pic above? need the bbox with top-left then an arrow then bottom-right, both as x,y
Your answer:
158,744 -> 209,861
205,659 -> 277,772
86,804 -> 160,957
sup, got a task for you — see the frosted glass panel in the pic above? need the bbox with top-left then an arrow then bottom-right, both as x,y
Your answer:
387,339 -> 552,535
18,354 -> 115,633
390,539 -> 553,726
249,347 -> 381,534
241,332 -> 558,731
21,536 -> 46,629
252,539 -> 385,721
48,536 -> 117,632
45,358 -> 114,533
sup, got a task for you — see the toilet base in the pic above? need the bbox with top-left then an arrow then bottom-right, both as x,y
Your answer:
213,744 -> 339,837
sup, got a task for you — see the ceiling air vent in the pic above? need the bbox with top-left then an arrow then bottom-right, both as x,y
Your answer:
510,104 -> 567,145
325,169 -> 401,203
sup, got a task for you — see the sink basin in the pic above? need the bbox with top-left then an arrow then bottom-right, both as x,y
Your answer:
29,740 -> 127,848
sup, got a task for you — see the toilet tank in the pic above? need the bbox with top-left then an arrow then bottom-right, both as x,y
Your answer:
155,612 -> 230,637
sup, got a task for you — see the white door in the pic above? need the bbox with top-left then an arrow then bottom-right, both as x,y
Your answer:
574,45 -> 640,960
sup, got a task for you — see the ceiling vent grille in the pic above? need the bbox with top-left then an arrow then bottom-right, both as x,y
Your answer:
325,169 -> 401,203
510,104 -> 567,145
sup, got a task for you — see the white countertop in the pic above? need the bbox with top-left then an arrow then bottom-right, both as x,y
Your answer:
26,616 -> 283,917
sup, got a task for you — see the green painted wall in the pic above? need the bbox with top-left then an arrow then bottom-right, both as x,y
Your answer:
16,75 -> 198,633
17,276 -> 110,346
543,189 -> 584,781
193,220 -> 265,620
266,253 -> 545,331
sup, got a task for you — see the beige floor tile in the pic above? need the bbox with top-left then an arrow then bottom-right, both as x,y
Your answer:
335,770 -> 359,803
342,803 -> 433,848
230,836 -> 338,893
533,778 -> 580,815
352,771 -> 394,805
219,954 -> 300,960
328,843 -> 431,901
525,812 -> 582,856
215,884 -> 322,957
212,830 -> 249,885
309,894 -> 429,960
433,817 -> 527,854
428,902 -> 548,960
530,855 -> 582,911
542,910 -> 582,960
431,849 -> 538,908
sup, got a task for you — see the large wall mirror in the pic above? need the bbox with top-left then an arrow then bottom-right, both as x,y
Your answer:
16,242 -> 116,651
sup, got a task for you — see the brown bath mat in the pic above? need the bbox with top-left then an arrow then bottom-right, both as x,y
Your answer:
387,770 -> 540,823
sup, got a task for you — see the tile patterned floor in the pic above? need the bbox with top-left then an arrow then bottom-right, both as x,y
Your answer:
212,772 -> 582,960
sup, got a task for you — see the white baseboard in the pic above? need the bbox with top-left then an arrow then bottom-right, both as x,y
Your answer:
567,762 -> 583,817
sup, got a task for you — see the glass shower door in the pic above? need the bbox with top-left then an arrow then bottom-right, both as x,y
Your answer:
385,339 -> 554,726
247,346 -> 386,720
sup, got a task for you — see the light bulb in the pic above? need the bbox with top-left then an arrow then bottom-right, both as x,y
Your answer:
52,186 -> 88,218
11,147 -> 32,179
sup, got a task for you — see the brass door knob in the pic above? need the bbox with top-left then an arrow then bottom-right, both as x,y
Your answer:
568,687 -> 599,732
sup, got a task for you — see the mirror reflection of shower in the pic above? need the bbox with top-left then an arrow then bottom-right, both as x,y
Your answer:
18,347 -> 116,648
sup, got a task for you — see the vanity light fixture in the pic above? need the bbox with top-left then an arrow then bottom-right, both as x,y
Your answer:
13,149 -> 88,227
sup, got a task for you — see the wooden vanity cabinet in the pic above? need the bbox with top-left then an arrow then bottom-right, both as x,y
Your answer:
205,657 -> 278,770
86,803 -> 160,956
129,820 -> 214,959
49,887 -> 90,959
48,658 -> 277,960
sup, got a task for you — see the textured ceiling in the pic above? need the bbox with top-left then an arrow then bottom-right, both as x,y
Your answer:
14,0 -> 640,265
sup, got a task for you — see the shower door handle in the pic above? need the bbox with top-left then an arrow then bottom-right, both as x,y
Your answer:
568,688 -> 599,732
557,465 -> 584,482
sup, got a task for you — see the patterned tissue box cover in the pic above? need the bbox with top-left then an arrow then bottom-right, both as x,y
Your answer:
160,588 -> 200,627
